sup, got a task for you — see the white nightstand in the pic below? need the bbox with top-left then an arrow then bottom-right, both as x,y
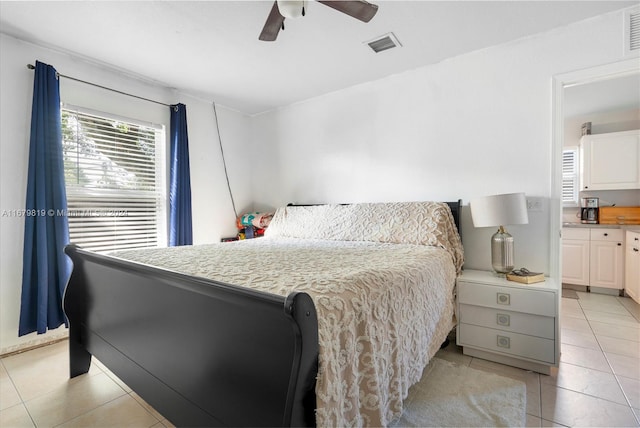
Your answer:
456,269 -> 559,375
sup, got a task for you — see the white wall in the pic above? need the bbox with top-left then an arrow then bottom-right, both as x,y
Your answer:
176,93 -> 252,243
0,34 -> 250,353
249,8 -> 631,273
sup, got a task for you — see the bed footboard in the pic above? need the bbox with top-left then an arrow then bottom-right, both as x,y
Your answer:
63,245 -> 319,427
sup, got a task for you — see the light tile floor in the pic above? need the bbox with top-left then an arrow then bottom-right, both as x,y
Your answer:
0,340 -> 172,428
1,292 -> 638,427
439,291 -> 640,428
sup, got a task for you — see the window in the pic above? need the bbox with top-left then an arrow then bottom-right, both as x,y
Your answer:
562,147 -> 579,207
62,106 -> 166,252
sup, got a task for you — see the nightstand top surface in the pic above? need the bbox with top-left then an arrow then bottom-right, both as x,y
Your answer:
458,269 -> 558,291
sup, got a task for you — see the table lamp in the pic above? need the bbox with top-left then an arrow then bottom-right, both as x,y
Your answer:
470,193 -> 529,275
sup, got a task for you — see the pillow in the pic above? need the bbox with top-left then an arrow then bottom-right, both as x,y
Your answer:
265,202 -> 464,272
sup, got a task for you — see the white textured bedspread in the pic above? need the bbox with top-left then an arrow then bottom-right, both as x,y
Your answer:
111,202 -> 463,427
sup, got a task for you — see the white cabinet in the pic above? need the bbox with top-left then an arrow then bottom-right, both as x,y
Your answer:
456,270 -> 558,375
562,227 -> 625,291
589,229 -> 625,290
562,228 -> 590,286
625,231 -> 640,304
580,130 -> 640,190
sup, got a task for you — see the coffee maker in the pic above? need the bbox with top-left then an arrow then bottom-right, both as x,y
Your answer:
581,197 -> 599,224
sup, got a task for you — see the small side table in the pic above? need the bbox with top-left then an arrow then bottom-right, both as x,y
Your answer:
456,269 -> 559,375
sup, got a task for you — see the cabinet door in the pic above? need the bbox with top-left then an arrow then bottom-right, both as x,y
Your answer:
590,240 -> 624,289
581,131 -> 640,190
626,233 -> 640,303
562,239 -> 590,286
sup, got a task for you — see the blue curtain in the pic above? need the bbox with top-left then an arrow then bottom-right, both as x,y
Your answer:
169,103 -> 193,246
19,61 -> 71,336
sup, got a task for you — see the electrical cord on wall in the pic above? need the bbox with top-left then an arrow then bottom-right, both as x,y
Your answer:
212,102 -> 238,220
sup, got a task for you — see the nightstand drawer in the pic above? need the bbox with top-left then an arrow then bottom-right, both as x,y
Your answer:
458,323 -> 555,364
459,304 -> 555,339
458,281 -> 555,317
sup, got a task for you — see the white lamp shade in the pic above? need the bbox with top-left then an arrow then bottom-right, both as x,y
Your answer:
470,192 -> 529,228
277,0 -> 305,18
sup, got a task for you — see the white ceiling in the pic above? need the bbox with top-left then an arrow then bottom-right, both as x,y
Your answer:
0,1 -> 636,115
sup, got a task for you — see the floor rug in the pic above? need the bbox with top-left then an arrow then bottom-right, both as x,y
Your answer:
562,288 -> 579,299
390,358 -> 526,427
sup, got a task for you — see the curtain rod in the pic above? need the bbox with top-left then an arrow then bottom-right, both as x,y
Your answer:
27,64 -> 171,108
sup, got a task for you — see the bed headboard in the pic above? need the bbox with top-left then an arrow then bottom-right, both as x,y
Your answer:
445,200 -> 462,240
287,200 -> 463,241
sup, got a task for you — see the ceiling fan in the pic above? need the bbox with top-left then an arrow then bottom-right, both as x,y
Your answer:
259,0 -> 379,41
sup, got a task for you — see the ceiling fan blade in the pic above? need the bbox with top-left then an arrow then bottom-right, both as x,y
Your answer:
259,1 -> 285,41
317,0 -> 378,23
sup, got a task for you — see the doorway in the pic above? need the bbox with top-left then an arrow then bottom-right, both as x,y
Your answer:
551,58 -> 640,282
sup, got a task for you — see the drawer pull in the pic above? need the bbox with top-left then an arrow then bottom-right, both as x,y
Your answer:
497,293 -> 510,305
496,313 -> 511,327
604,233 -> 608,237
497,335 -> 511,349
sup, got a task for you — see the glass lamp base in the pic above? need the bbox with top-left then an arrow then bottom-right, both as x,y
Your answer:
491,226 -> 514,275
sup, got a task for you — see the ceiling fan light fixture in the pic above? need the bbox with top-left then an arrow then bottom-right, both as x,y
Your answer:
277,0 -> 305,19
260,0 -> 378,42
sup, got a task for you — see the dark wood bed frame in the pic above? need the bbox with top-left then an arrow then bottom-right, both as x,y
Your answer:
63,200 -> 462,427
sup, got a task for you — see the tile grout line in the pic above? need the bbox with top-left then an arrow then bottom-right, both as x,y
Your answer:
612,373 -> 640,427
578,297 -> 640,424
577,295 -> 640,321
128,390 -> 166,424
616,296 -> 640,323
49,392 -> 131,428
575,308 -> 637,318
549,383 -> 636,410
3,351 -> 130,428
537,365 -> 543,423
559,302 -> 625,380
558,295 -> 639,426
0,358 -> 39,428
553,298 -> 638,410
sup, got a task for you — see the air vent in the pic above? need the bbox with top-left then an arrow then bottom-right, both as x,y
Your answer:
365,32 -> 402,53
625,7 -> 640,55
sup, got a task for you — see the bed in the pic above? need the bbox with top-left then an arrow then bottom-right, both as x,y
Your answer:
63,201 -> 463,427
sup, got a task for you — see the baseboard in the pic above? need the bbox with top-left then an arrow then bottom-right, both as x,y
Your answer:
0,332 -> 69,357
462,347 -> 552,375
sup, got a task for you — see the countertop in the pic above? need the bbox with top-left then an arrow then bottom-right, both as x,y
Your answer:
563,223 -> 640,233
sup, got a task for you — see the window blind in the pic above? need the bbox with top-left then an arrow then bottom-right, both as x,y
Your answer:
62,107 -> 166,253
562,147 -> 579,206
